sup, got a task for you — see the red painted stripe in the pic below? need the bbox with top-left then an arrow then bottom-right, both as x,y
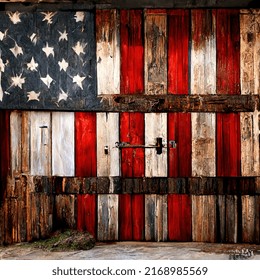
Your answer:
120,114 -> 145,178
75,112 -> 97,177
168,194 -> 192,241
168,9 -> 189,95
119,194 -> 144,241
77,194 -> 96,238
120,10 -> 144,94
168,113 -> 191,177
216,9 -> 240,95
217,113 -> 241,176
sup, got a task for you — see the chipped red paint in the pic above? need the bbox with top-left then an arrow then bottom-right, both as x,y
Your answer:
168,194 -> 192,241
168,113 -> 191,177
77,194 -> 96,238
119,194 -> 145,240
75,112 -> 97,177
120,10 -> 144,94
167,9 -> 189,95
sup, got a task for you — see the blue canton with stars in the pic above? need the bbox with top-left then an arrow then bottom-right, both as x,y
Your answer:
0,11 -> 96,110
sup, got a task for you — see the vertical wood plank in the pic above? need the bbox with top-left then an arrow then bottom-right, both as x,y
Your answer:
191,113 -> 216,176
226,195 -> 238,243
144,9 -> 167,95
30,112 -> 51,176
119,194 -> 132,240
168,9 -> 189,95
240,9 -> 260,95
242,195 -> 256,243
75,112 -> 97,177
145,113 -> 167,177
21,112 -> 29,173
132,194 -> 145,241
97,194 -> 118,241
145,194 -> 167,241
217,113 -> 241,176
96,9 -> 120,95
77,194 -> 96,238
216,9 -> 240,95
217,195 -> 226,242
10,111 -> 22,176
120,9 -> 144,94
168,194 -> 192,241
168,113 -> 191,177
191,9 -> 216,95
192,195 -> 216,242
97,113 -> 120,177
52,112 -> 75,176
120,113 -> 145,177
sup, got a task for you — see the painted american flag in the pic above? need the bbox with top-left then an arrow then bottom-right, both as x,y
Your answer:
0,11 -> 96,110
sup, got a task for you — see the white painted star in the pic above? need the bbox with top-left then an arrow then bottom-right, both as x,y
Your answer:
11,74 -> 25,89
57,89 -> 68,103
0,30 -> 7,41
41,74 -> 53,88
74,12 -> 85,22
27,57 -> 38,71
0,58 -> 5,72
27,91 -> 40,102
7,12 -> 21,24
29,33 -> 37,45
42,43 -> 54,58
73,74 -> 85,90
10,43 -> 23,58
41,12 -> 56,25
58,59 -> 69,72
58,30 -> 68,42
72,41 -> 86,56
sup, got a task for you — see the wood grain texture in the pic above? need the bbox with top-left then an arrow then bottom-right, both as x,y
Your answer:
120,9 -> 144,94
191,113 -> 216,176
30,112 -> 51,176
168,194 -> 192,241
240,9 -> 260,95
21,112 -> 29,174
77,194 -> 96,238
145,194 -> 167,241
96,113 -> 120,177
191,9 -> 216,95
75,112 -> 97,177
120,113 -> 145,177
167,9 -> 189,94
96,9 -> 120,95
192,195 -> 216,242
217,113 -> 241,176
242,195 -> 256,243
144,9 -> 167,95
168,113 -> 191,177
97,194 -> 118,241
145,113 -> 167,177
52,112 -> 75,176
225,195 -> 238,243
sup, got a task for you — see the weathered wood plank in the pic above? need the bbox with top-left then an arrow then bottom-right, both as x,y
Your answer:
168,113 -> 191,177
191,9 -> 216,95
10,111 -> 22,177
225,195 -> 238,243
120,113 -> 145,177
168,194 -> 192,241
120,9 -> 144,94
145,194 -> 167,241
192,195 -> 216,242
217,113 -> 241,176
77,194 -> 96,238
242,195 -> 256,243
21,112 -> 29,174
97,194 -> 118,241
144,9 -> 167,95
75,112 -> 97,177
30,112 -> 51,176
96,113 -> 120,177
145,113 -> 167,177
52,112 -> 75,176
96,9 -> 120,95
240,9 -> 260,95
168,9 -> 189,94
191,113 -> 216,176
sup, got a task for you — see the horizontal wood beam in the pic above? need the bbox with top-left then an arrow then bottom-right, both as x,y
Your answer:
98,94 -> 259,113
